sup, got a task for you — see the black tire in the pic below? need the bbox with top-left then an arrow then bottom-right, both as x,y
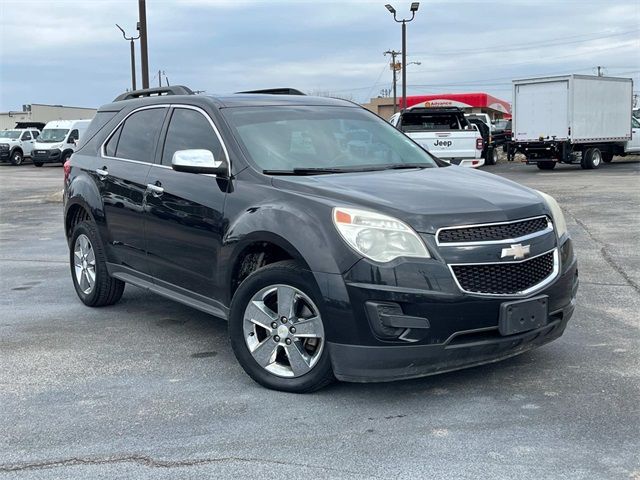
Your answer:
62,151 -> 73,164
229,260 -> 334,393
537,161 -> 556,170
602,152 -> 614,163
485,147 -> 498,166
70,220 -> 125,307
33,162 -> 43,167
581,148 -> 601,169
9,150 -> 23,166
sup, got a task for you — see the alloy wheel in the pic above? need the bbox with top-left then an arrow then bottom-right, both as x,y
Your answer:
73,234 -> 96,294
243,284 -> 325,378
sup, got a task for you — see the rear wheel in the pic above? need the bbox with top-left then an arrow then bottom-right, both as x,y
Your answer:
229,260 -> 334,393
581,148 -> 601,169
602,152 -> 614,163
70,221 -> 125,307
485,147 -> 498,166
537,161 -> 556,170
9,150 -> 23,166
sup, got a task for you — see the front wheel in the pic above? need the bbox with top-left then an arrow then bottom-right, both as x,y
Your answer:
229,260 -> 334,393
10,150 -> 23,166
70,221 -> 125,307
33,162 -> 43,167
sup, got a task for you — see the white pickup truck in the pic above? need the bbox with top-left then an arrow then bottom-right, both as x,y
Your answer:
390,107 -> 484,167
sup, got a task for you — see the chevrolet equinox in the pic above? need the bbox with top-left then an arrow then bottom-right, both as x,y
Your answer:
63,86 -> 579,392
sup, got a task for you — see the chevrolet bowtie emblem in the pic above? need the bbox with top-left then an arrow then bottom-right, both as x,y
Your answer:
501,243 -> 531,260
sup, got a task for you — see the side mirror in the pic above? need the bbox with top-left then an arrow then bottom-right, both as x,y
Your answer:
171,149 -> 228,176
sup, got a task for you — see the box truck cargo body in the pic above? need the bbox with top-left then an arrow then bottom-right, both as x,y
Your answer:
510,75 -> 637,170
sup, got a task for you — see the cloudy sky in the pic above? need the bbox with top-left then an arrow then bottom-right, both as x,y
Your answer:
1,0 -> 638,111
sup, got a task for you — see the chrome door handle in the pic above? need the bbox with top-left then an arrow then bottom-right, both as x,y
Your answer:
146,183 -> 164,196
95,168 -> 108,180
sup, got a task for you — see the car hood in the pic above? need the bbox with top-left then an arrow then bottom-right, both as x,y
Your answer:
272,166 -> 548,234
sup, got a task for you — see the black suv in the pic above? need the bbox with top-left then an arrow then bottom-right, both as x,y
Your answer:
64,86 -> 578,392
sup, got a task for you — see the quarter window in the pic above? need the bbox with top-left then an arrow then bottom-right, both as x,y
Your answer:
108,108 -> 166,162
161,108 -> 223,166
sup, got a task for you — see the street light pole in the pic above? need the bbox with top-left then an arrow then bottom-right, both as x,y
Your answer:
116,24 -> 140,91
385,3 -> 420,111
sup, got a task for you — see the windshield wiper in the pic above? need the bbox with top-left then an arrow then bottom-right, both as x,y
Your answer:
264,167 -> 367,175
382,163 -> 430,170
263,164 -> 430,176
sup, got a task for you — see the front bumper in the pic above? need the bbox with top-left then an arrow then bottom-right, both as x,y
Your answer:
329,300 -> 574,382
32,148 -> 62,164
317,239 -> 578,383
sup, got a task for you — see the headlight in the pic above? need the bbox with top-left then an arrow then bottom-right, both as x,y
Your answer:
333,207 -> 430,262
536,190 -> 568,238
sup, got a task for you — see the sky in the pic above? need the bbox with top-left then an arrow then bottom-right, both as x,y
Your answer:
0,0 -> 639,111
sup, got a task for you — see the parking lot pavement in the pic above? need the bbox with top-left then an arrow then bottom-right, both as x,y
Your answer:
1,160 -> 639,480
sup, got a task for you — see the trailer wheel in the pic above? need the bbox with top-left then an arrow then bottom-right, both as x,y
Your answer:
581,148 -> 601,169
537,161 -> 556,170
602,152 -> 614,163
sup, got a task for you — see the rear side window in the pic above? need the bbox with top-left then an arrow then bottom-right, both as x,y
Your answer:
161,108 -> 223,166
32,131 -> 39,138
110,108 -> 166,162
21,131 -> 32,140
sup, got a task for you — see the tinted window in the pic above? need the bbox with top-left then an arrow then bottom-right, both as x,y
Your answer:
104,124 -> 122,157
83,111 -> 116,146
114,108 -> 166,162
21,132 -> 32,140
401,112 -> 461,131
32,131 -> 39,138
161,108 -> 223,166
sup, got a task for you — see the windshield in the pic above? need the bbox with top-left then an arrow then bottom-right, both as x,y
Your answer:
38,129 -> 69,143
0,130 -> 21,139
223,106 -> 438,173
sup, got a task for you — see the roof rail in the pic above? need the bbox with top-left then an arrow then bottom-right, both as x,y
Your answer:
113,85 -> 194,102
235,88 -> 306,96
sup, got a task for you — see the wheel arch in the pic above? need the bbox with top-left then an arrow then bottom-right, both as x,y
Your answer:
227,232 -> 312,302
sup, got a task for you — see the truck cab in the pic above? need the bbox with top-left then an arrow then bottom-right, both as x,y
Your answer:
0,128 -> 41,165
32,119 -> 91,167
390,107 -> 484,167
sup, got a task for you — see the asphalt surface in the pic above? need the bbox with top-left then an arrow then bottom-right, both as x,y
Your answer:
1,159 -> 639,479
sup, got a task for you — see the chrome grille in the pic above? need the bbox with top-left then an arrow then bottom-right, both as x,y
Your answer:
450,250 -> 557,295
438,216 -> 550,244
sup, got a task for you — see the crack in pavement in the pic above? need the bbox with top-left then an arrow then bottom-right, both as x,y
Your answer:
0,454 -> 380,477
565,209 -> 639,295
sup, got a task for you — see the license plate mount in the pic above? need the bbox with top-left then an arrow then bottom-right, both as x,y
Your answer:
499,295 -> 548,336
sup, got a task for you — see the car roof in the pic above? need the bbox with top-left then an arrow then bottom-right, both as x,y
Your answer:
98,93 -> 356,112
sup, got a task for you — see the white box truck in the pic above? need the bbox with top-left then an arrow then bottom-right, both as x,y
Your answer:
510,75 -> 638,170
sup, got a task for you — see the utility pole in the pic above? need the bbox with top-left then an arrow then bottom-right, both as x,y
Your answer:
138,0 -> 150,89
384,50 -> 401,113
115,24 -> 139,91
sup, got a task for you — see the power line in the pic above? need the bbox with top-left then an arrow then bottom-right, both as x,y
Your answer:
411,28 -> 639,57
